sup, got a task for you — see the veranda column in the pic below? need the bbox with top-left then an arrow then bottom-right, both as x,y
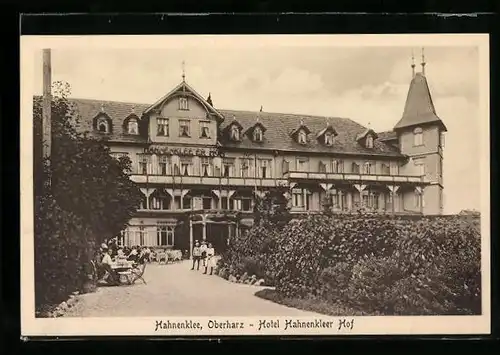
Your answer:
189,219 -> 194,259
387,185 -> 400,214
202,221 -> 207,241
415,186 -> 423,214
353,184 -> 366,209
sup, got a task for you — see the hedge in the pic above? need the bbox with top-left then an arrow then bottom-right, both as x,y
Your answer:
220,213 -> 481,315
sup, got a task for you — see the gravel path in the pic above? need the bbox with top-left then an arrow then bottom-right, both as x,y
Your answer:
64,260 -> 320,317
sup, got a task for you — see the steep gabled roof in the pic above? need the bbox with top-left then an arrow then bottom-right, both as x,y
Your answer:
377,130 -> 398,141
394,72 -> 447,132
39,96 -> 404,157
143,81 -> 224,120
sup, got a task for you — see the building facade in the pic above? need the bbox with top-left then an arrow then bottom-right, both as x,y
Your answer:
69,65 -> 447,255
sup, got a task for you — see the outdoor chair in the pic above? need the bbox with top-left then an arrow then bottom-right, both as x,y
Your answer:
156,249 -> 168,264
118,261 -> 147,285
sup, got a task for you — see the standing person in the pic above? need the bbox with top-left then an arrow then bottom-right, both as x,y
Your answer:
200,240 -> 208,269
204,243 -> 215,275
191,241 -> 201,270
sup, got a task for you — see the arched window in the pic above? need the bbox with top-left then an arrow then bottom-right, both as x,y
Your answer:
97,117 -> 109,133
298,130 -> 307,144
231,125 -> 240,141
413,127 -> 423,146
127,118 -> 138,135
366,135 -> 374,148
253,127 -> 263,142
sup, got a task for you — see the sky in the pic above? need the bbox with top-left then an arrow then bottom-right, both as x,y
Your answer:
31,39 -> 482,214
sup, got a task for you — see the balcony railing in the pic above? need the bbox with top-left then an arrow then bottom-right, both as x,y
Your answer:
129,174 -> 289,187
283,171 -> 426,183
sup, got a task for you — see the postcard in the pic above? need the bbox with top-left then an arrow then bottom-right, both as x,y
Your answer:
20,33 -> 490,337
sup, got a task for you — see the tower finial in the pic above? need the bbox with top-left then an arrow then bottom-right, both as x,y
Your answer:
260,105 -> 263,112
411,49 -> 416,78
101,103 -> 105,112
421,47 -> 426,76
182,60 -> 186,82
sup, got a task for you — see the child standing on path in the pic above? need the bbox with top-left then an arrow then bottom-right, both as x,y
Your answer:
191,241 -> 201,270
200,240 -> 208,268
204,243 -> 215,275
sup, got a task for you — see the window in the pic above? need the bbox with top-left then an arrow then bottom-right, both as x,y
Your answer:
139,193 -> 148,209
157,223 -> 175,246
292,189 -> 303,207
240,158 -> 250,177
231,125 -> 240,141
157,118 -> 169,136
332,160 -> 343,173
201,157 -> 211,177
180,157 -> 192,176
138,155 -> 149,175
366,135 -> 374,148
200,121 -> 210,138
179,119 -> 190,137
413,127 -> 423,146
221,197 -> 228,210
97,117 -> 109,133
440,132 -> 445,148
364,162 -> 372,174
183,196 -> 192,210
325,132 -> 334,146
223,158 -> 235,177
127,118 -> 139,135
351,162 -> 360,174
179,97 -> 189,110
241,198 -> 252,211
318,161 -> 327,173
259,159 -> 270,178
371,193 -> 379,209
381,163 -> 390,175
159,155 -> 169,175
138,227 -> 145,246
331,190 -> 340,209
174,196 -> 181,210
149,190 -> 170,210
203,197 -> 212,210
385,193 -> 393,211
298,130 -> 307,144
362,193 -> 369,207
253,127 -> 263,142
297,158 -> 308,172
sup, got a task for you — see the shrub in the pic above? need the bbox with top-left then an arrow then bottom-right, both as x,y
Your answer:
271,213 -> 481,315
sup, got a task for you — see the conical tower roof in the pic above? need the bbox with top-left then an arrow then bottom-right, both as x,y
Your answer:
393,72 -> 447,132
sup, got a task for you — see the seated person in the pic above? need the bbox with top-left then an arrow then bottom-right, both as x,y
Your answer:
127,246 -> 139,262
99,245 -> 119,285
116,248 -> 126,260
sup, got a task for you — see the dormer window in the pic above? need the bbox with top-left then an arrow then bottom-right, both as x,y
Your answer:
325,132 -> 334,146
366,135 -> 374,148
127,118 -> 138,135
298,130 -> 307,145
253,127 -> 263,142
413,127 -> 423,146
179,97 -> 189,111
230,125 -> 240,141
97,117 -> 109,133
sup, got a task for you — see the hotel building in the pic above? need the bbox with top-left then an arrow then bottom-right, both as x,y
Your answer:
67,60 -> 447,255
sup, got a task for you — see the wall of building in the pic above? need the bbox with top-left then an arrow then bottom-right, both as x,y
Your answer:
148,95 -> 218,146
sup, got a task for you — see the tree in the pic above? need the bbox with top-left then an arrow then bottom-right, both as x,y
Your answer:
33,82 -> 143,310
253,186 -> 291,227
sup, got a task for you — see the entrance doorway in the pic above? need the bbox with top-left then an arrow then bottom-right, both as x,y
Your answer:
205,223 -> 231,255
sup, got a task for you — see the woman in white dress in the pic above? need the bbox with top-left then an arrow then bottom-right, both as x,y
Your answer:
204,243 -> 215,275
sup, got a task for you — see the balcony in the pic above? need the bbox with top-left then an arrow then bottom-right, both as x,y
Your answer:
129,174 -> 289,187
283,171 -> 427,184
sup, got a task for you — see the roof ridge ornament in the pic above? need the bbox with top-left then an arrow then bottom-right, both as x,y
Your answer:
411,49 -> 416,78
101,103 -> 105,113
421,47 -> 426,76
182,60 -> 186,82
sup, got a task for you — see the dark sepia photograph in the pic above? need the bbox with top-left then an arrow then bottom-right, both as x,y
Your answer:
20,34 -> 490,336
